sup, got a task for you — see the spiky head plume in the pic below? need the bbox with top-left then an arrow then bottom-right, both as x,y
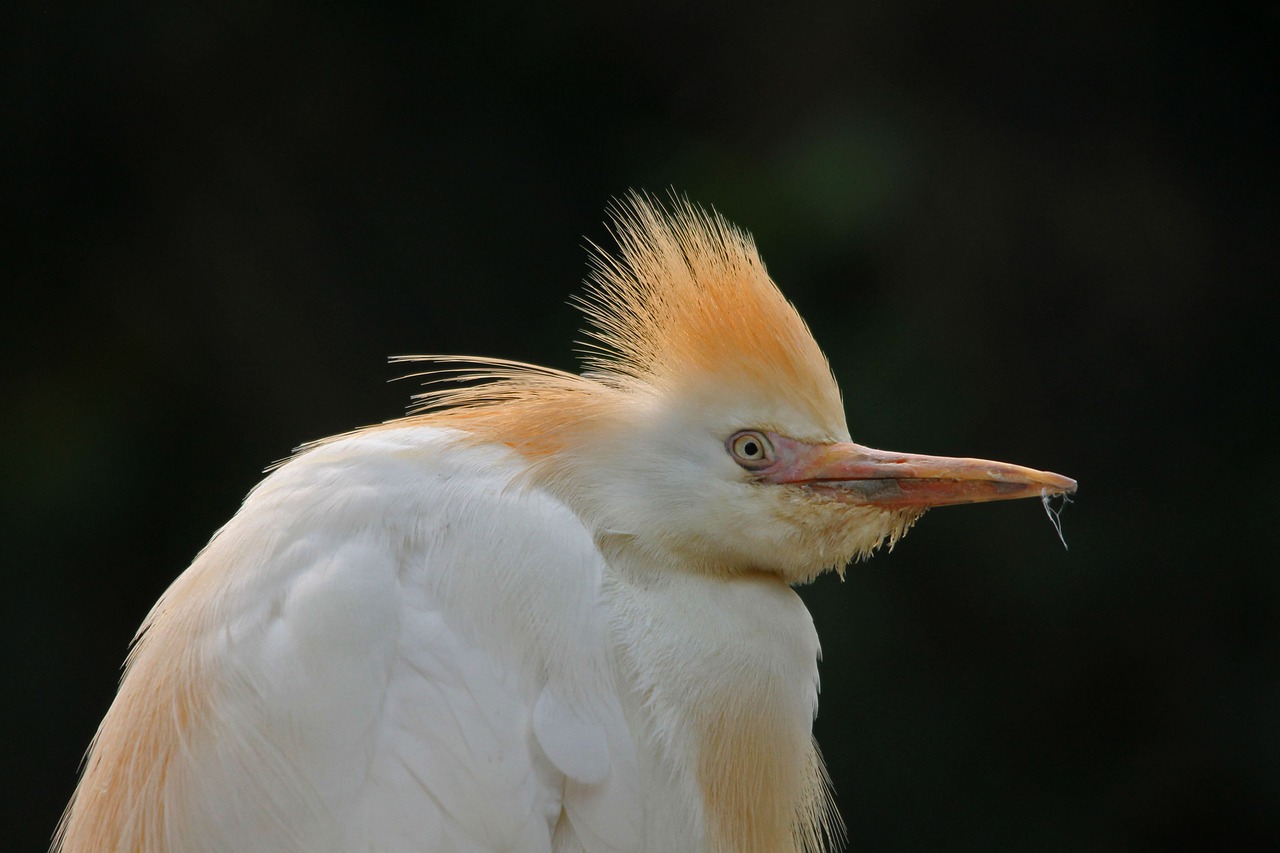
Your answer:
389,192 -> 847,450
577,193 -> 845,436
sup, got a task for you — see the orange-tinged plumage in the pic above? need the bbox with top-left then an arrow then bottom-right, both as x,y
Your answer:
57,193 -> 1074,853
384,193 -> 846,457
576,194 -> 845,434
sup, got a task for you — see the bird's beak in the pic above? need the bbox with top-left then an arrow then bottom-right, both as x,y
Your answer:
765,434 -> 1077,509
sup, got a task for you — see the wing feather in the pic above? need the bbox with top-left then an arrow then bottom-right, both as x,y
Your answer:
56,426 -> 641,853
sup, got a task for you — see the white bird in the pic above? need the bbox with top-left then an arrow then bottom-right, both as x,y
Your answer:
55,195 -> 1076,853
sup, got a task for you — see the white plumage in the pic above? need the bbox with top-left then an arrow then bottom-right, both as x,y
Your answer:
190,428 -> 642,851
56,195 -> 1074,853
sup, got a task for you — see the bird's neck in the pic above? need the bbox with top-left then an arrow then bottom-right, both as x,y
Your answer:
602,552 -> 835,852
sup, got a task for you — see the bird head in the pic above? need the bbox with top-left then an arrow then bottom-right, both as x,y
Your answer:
400,194 -> 1075,583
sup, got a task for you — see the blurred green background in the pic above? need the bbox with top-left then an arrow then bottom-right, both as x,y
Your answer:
5,1 -> 1276,850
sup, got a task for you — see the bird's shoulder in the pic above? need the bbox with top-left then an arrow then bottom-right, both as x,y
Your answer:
224,425 -> 642,850
64,425 -> 641,853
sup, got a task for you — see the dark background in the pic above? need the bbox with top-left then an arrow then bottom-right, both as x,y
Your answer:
5,1 -> 1277,850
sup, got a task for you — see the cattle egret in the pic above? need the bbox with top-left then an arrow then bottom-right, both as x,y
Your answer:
55,195 -> 1076,853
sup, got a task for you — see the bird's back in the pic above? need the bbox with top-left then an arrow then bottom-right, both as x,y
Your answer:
55,425 -> 640,853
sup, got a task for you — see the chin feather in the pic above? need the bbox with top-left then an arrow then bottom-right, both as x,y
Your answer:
811,506 -> 928,584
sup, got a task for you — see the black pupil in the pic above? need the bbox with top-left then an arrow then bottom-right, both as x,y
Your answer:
742,440 -> 759,457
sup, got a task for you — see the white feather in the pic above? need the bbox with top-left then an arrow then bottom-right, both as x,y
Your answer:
107,426 -> 646,851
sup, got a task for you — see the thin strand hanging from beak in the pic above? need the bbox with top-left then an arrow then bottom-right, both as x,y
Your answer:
1040,490 -> 1072,550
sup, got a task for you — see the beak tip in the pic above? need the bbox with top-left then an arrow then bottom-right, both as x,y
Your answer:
1045,472 -> 1078,494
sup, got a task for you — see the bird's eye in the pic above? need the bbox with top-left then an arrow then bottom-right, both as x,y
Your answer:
727,431 -> 774,469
